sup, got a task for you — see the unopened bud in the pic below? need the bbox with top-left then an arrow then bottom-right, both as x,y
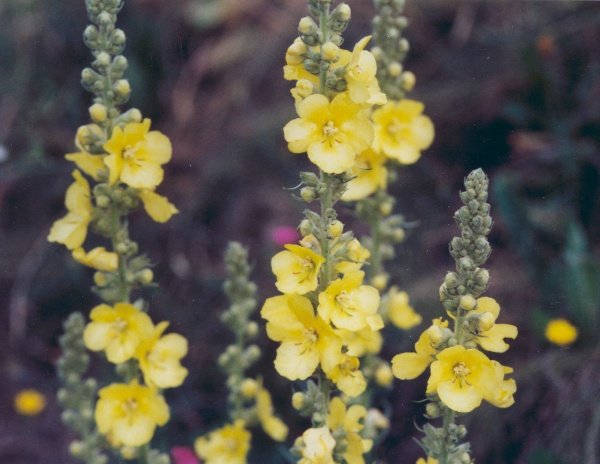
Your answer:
321,42 -> 340,62
138,269 -> 154,285
327,220 -> 344,238
292,392 -> 305,410
298,17 -> 318,36
240,379 -> 258,398
425,402 -> 441,418
459,294 -> 477,311
375,363 -> 393,387
477,312 -> 495,331
300,187 -> 317,202
95,52 -> 111,67
89,103 -> 107,122
371,273 -> 389,291
114,79 -> 131,96
388,62 -> 402,77
299,219 -> 312,236
402,71 -> 416,91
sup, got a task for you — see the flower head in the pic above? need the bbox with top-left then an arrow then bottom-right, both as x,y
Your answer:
299,427 -> 336,464
323,352 -> 367,398
284,93 -> 373,174
261,294 -> 341,380
136,321 -> 188,389
47,170 -> 93,250
195,420 -> 251,464
14,389 -> 46,416
83,302 -> 154,364
341,148 -> 388,201
545,318 -> 578,346
95,381 -> 169,447
392,321 -> 446,380
384,287 -> 422,330
72,246 -> 118,272
104,119 -> 172,189
372,100 -> 434,164
327,397 -> 373,464
470,297 -> 517,352
345,36 -> 387,105
271,244 -> 325,295
318,271 -> 382,332
426,345 -> 498,413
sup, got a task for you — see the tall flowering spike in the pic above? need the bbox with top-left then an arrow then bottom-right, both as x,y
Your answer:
52,0 -> 183,461
391,169 -> 517,464
265,0 -> 387,460
195,243 -> 287,462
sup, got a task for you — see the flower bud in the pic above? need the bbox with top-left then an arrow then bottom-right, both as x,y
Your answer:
299,219 -> 312,236
459,294 -> 477,311
300,187 -> 317,202
137,269 -> 154,285
89,103 -> 107,122
321,42 -> 340,62
334,3 -> 351,21
240,379 -> 258,398
114,79 -> 131,96
327,220 -> 344,238
477,312 -> 495,331
388,62 -> 402,77
292,392 -> 305,410
298,17 -> 317,35
69,441 -> 84,457
425,324 -> 444,345
371,273 -> 389,291
402,71 -> 416,91
246,321 -> 259,338
425,402 -> 441,418
375,363 -> 393,387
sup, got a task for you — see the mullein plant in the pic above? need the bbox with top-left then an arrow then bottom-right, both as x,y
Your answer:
261,0 -> 397,462
392,170 -> 518,464
194,242 -> 288,464
50,1 -> 185,462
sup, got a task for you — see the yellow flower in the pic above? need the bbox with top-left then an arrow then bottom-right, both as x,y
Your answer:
138,189 -> 179,223
470,297 -> 518,352
284,38 -> 317,83
65,152 -> 106,181
545,318 -> 578,346
261,294 -> 342,380
95,381 -> 169,447
416,458 -> 438,464
391,323 -> 444,379
484,362 -> 516,408
345,36 -> 387,105
72,247 -> 118,272
335,238 -> 371,274
299,426 -> 336,464
341,148 -> 388,201
340,326 -> 382,357
384,287 -> 422,330
256,387 -> 288,442
136,321 -> 188,389
195,420 -> 251,464
372,100 -> 434,164
271,244 -> 325,295
327,397 -> 373,464
104,119 -> 172,189
284,93 -> 373,174
47,170 -> 93,250
318,271 -> 382,332
14,389 -> 46,416
323,352 -> 367,398
83,302 -> 154,364
426,345 -> 498,413
374,363 -> 394,388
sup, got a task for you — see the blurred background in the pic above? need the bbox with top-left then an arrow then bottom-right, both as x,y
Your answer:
0,0 -> 599,462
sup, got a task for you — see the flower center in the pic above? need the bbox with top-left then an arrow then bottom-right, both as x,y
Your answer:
123,398 -> 138,414
323,121 -> 338,138
336,290 -> 351,312
112,317 -> 128,332
303,328 -> 318,345
123,144 -> 138,160
386,118 -> 405,136
453,362 -> 471,379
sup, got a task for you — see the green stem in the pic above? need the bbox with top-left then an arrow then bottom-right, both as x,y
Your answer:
369,214 -> 383,281
110,203 -> 130,303
439,407 -> 456,464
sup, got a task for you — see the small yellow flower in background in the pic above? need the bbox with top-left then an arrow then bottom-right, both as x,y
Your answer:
261,294 -> 341,381
341,148 -> 388,202
318,271 -> 382,332
470,297 -> 518,353
284,93 -> 373,174
72,247 -> 118,272
195,420 -> 251,464
256,387 -> 289,442
384,287 -> 422,330
137,321 -> 188,389
299,426 -> 336,464
104,119 -> 172,189
327,397 -> 373,464
392,321 -> 445,380
372,99 -> 434,165
345,36 -> 387,106
426,345 -> 498,413
47,170 -> 93,250
271,244 -> 325,295
545,318 -> 578,346
138,189 -> 179,223
95,381 -> 169,447
375,363 -> 394,388
83,302 -> 154,364
14,389 -> 46,416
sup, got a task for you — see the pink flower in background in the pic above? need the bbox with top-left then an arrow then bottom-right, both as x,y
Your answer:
171,447 -> 199,464
271,225 -> 299,246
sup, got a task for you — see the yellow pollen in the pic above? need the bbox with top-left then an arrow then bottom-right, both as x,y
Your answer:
303,328 -> 318,344
453,362 -> 470,378
336,290 -> 350,308
123,145 -> 137,159
387,118 -> 404,135
123,398 -> 138,413
113,317 -> 128,332
323,121 -> 338,137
